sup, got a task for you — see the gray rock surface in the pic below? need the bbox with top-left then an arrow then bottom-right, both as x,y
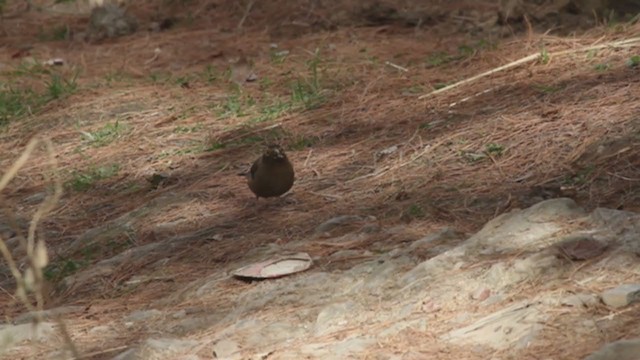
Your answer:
0,322 -> 58,352
7,198 -> 640,358
584,339 -> 640,360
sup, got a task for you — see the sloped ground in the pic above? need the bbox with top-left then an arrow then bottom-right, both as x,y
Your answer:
1,0 -> 640,359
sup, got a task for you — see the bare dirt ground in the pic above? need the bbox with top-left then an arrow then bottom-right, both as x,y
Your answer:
1,0 -> 640,359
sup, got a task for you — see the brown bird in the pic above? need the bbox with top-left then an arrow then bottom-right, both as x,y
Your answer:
239,144 -> 295,200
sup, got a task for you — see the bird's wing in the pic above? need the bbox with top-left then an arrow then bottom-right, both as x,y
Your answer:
249,160 -> 259,179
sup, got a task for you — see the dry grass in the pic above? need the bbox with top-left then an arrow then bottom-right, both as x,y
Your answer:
1,0 -> 640,358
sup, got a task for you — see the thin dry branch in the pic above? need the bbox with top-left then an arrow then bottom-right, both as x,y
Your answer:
419,36 -> 640,99
0,137 -> 77,358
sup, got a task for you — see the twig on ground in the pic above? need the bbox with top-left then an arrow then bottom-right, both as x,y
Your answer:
419,37 -> 640,99
237,0 -> 255,30
385,61 -> 409,72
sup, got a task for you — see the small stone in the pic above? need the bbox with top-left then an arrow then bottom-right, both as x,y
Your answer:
602,284 -> 640,308
471,287 -> 491,301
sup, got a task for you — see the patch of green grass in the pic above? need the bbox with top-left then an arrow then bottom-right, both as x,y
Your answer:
175,75 -> 192,88
289,136 -> 315,150
539,48 -> 550,65
237,135 -> 265,145
218,94 -> 247,118
82,121 -> 128,146
627,55 -> 640,68
270,49 -> 289,64
173,144 -> 206,155
103,71 -> 139,87
291,79 -> 324,109
205,135 -> 266,152
250,100 -> 290,123
475,39 -> 498,51
149,71 -> 171,84
119,181 -> 144,194
563,166 -> 594,186
46,73 -> 77,100
0,71 -> 77,126
202,65 -> 219,83
259,77 -> 273,90
461,151 -> 486,162
10,62 -> 49,77
594,63 -> 611,72
0,87 -> 36,126
38,24 -> 70,41
407,204 -> 426,219
532,83 -> 562,94
457,44 -> 475,57
426,51 -> 454,67
43,258 -> 85,282
174,123 -> 203,133
402,85 -> 424,95
290,49 -> 325,109
67,164 -> 120,191
205,142 -> 226,151
433,82 -> 450,90
485,143 -> 504,156
426,40 -> 496,68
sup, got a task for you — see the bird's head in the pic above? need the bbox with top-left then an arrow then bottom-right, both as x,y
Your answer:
263,144 -> 287,161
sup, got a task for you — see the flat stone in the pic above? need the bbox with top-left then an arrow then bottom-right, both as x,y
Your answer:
602,284 -> 640,308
